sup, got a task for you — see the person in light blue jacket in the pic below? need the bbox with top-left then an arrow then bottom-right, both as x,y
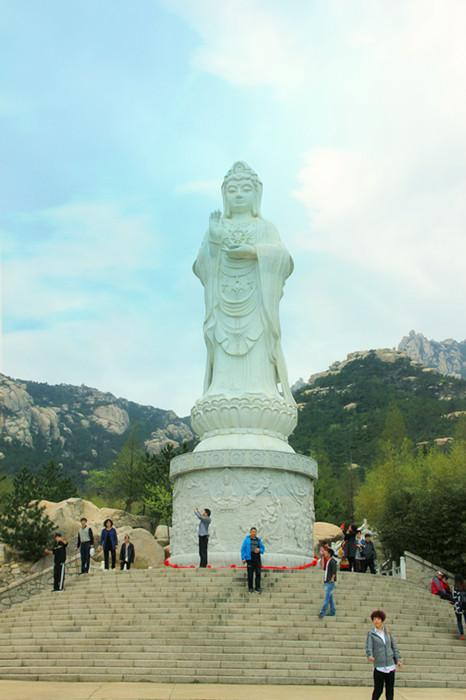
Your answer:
241,527 -> 265,593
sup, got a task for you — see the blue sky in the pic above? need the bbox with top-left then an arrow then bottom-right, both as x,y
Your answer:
1,0 -> 465,414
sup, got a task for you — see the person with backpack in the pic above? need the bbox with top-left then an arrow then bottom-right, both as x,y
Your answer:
452,573 -> 466,640
355,529 -> 366,573
76,517 -> 94,574
366,609 -> 403,699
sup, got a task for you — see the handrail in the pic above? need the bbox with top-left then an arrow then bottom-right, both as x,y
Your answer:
0,553 -> 81,610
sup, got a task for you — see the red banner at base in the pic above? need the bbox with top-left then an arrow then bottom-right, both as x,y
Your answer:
164,556 -> 318,571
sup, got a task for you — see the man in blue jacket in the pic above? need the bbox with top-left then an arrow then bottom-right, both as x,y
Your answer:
241,527 -> 265,593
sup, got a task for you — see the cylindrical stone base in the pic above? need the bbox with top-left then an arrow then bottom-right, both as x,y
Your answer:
169,449 -> 318,567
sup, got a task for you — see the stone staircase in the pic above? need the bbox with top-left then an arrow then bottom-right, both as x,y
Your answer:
0,567 -> 464,687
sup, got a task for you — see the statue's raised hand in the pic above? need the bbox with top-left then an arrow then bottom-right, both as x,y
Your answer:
209,209 -> 223,244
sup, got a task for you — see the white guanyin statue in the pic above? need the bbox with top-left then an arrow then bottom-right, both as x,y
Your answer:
191,162 -> 297,452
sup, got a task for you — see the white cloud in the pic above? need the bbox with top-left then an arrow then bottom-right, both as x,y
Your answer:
166,0 -> 310,93
169,1 -> 466,319
176,179 -> 219,195
2,200 -> 159,320
2,313 -> 204,415
292,147 -> 466,300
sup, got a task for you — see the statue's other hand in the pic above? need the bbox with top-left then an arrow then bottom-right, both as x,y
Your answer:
227,244 -> 257,259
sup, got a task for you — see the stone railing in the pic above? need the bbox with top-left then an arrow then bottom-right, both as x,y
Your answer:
0,553 -> 81,610
403,550 -> 454,590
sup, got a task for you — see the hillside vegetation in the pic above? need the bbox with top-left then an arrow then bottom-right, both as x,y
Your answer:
290,349 -> 466,472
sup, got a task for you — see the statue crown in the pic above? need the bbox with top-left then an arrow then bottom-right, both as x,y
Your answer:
223,161 -> 262,188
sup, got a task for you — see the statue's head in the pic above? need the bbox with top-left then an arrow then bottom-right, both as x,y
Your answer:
222,161 -> 262,218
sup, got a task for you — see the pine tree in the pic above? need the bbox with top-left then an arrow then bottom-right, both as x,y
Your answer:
144,443 -> 189,527
0,468 -> 56,561
35,461 -> 77,501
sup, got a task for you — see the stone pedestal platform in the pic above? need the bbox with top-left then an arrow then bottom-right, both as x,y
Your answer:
169,449 -> 318,567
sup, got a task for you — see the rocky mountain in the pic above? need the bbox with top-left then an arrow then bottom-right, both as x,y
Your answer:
0,374 -> 193,479
290,348 -> 466,473
399,330 -> 466,379
2,336 -> 465,484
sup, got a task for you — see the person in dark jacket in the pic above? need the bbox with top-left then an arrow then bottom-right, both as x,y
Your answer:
362,532 -> 377,574
100,519 -> 118,570
76,517 -> 94,574
366,609 -> 402,700
120,534 -> 135,570
452,574 -> 466,640
344,523 -> 357,572
241,527 -> 265,593
45,533 -> 68,592
319,547 -> 337,617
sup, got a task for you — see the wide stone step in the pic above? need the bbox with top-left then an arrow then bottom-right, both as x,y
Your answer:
0,648 -> 463,664
0,666 -> 463,683
4,619 -> 450,632
1,656 -> 464,674
0,672 -> 463,688
1,629 -> 455,643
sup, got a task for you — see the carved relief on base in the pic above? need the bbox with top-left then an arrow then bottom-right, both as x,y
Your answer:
170,460 -> 316,564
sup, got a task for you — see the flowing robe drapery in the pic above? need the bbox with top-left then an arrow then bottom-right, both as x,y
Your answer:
193,218 -> 295,404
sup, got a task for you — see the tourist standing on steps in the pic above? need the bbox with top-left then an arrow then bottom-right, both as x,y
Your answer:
366,609 -> 403,700
355,529 -> 366,573
452,574 -> 466,640
362,532 -> 377,574
194,507 -> 211,567
45,533 -> 68,592
241,527 -> 264,593
319,547 -> 337,617
343,523 -> 357,572
101,519 -> 118,570
120,534 -> 135,570
76,517 -> 94,574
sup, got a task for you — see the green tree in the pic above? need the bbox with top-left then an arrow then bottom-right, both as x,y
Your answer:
35,461 -> 77,501
0,468 -> 56,561
86,430 -> 146,512
313,451 -> 346,523
143,443 -> 189,527
356,439 -> 466,572
380,403 -> 407,450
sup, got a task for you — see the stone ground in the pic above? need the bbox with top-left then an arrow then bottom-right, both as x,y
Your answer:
1,682 -> 465,700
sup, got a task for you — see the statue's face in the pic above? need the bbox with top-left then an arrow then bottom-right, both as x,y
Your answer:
224,178 -> 255,214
